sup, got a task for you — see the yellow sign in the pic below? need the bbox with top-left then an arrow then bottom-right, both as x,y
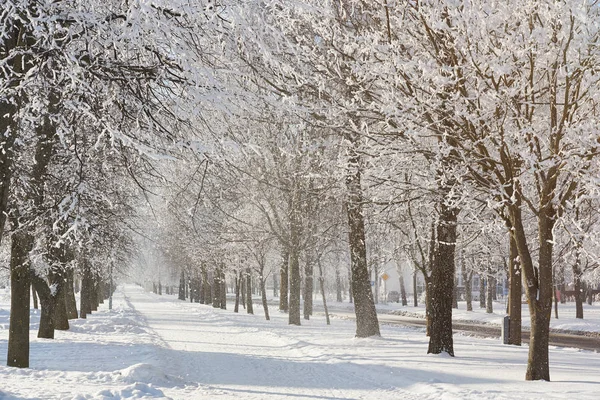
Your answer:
381,273 -> 389,281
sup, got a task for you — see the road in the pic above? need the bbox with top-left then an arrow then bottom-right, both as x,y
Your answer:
326,311 -> 600,352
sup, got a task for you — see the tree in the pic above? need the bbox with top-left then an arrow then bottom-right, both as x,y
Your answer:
557,198 -> 600,319
3,0 -> 196,367
246,235 -> 275,321
379,0 -> 600,380
232,0 -> 382,337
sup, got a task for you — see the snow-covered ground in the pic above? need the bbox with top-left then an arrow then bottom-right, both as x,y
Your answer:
0,285 -> 599,399
362,298 -> 600,333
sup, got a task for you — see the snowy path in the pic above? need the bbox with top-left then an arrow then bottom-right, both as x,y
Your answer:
2,284 -> 600,399
122,286 -> 600,400
123,286 -> 422,399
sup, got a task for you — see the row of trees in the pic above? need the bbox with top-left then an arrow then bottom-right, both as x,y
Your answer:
1,0 -> 195,368
143,0 -> 600,383
4,0 -> 600,383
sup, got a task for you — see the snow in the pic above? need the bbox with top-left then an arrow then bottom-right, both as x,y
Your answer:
369,300 -> 600,334
0,285 -> 599,399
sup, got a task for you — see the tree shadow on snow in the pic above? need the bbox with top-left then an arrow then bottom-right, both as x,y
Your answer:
0,338 -> 504,391
155,348 -> 503,391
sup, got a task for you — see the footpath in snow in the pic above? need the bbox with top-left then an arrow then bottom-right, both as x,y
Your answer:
1,284 -> 600,399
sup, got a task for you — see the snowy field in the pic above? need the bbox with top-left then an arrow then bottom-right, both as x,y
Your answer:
0,285 -> 599,399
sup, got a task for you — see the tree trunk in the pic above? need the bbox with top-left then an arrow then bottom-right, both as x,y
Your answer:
508,235 -> 522,345
212,268 -> 221,308
260,276 -> 270,321
246,268 -> 254,314
189,277 -> 195,302
32,284 -> 38,310
7,231 -> 32,368
179,271 -> 186,300
91,277 -> 99,312
399,276 -> 408,306
427,205 -> 458,356
79,279 -> 89,319
186,276 -> 190,299
240,271 -> 246,309
47,239 -> 71,330
557,264 -> 566,304
288,180 -> 302,326
345,147 -> 379,337
196,276 -> 201,302
50,270 -> 69,331
7,86 -> 58,363
80,263 -> 93,318
425,221 -> 435,333
97,280 -> 104,305
486,276 -> 494,314
279,251 -> 289,312
425,278 -> 432,336
64,267 -> 78,320
413,271 -> 418,307
93,277 -> 99,309
348,270 -> 353,303
553,283 -> 559,319
303,259 -> 314,320
510,201 -> 553,381
94,277 -> 101,310
88,277 -> 97,312
190,277 -> 199,303
31,273 -> 55,339
0,108 -> 16,242
318,260 -> 331,325
462,268 -> 473,312
25,94 -> 62,332
198,273 -> 204,304
526,306 -> 551,381
336,268 -> 343,302
479,276 -> 486,309
288,246 -> 301,325
0,22 -> 25,245
196,275 -> 202,303
573,261 -> 583,319
234,271 -> 241,313
452,276 -> 459,309
202,269 -> 211,305
373,263 -> 379,304
220,269 -> 227,310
